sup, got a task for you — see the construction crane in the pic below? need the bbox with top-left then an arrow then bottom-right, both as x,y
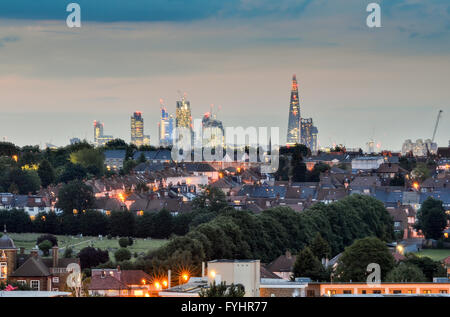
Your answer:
431,110 -> 443,142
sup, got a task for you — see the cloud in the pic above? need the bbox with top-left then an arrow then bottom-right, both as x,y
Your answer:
0,35 -> 19,47
0,0 -> 313,22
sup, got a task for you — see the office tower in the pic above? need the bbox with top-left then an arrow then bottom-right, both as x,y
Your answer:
176,95 -> 192,130
300,118 -> 318,154
93,120 -> 114,147
131,112 -> 145,147
286,74 -> 301,146
202,112 -> 224,148
158,107 -> 174,147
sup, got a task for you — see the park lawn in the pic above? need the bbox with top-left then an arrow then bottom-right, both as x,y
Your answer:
8,233 -> 168,260
414,249 -> 450,261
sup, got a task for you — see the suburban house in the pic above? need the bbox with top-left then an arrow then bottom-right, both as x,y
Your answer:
88,268 -> 153,297
1,232 -> 79,291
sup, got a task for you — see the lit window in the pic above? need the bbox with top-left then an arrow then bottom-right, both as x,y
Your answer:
0,262 -> 8,279
52,277 -> 59,283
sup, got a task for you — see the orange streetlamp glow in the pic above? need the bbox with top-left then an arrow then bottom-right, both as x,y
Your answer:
141,279 -> 146,284
154,282 -> 161,290
413,182 -> 419,190
210,270 -> 216,278
162,280 -> 168,287
182,274 -> 189,281
12,155 -> 18,162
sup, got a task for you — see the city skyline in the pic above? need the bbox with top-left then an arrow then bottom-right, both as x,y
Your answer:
0,0 -> 449,150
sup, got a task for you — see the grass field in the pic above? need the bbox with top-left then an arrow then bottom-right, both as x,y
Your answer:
413,249 -> 450,261
8,233 -> 168,261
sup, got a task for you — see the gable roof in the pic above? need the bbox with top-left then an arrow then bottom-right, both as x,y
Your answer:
89,275 -> 129,291
10,256 -> 50,277
266,252 -> 296,273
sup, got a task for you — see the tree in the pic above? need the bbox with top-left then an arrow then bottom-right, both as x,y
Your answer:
78,247 -> 110,269
389,174 -> 405,186
292,247 -> 326,281
310,233 -> 331,260
199,281 -> 245,297
402,254 -> 447,281
151,209 -> 174,239
415,197 -> 447,240
119,237 -> 131,248
109,211 -> 135,237
291,150 -> 307,182
36,234 -> 58,246
335,237 -> 395,282
70,148 -> 105,177
64,247 -> 74,258
38,240 -> 53,256
57,162 -> 87,183
8,168 -> 41,194
79,210 -> 109,236
411,163 -> 431,182
114,248 -> 132,262
37,159 -> 56,187
56,180 -> 95,214
386,263 -> 426,282
192,186 -> 228,213
307,163 -> 330,182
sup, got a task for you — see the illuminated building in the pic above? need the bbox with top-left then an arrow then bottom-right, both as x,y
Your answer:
202,112 -> 224,148
176,95 -> 193,130
159,107 -> 174,147
300,118 -> 318,154
130,112 -> 150,147
286,74 -> 301,146
93,121 -> 114,147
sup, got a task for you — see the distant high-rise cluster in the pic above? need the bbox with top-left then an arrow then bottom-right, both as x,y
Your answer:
93,120 -> 114,146
402,139 -> 437,156
130,112 -> 150,147
158,107 -> 174,147
286,75 -> 318,153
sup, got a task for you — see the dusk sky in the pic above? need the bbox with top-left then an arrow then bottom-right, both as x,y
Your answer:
0,0 -> 449,150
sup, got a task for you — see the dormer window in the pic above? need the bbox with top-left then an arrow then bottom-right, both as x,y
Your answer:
35,198 -> 42,203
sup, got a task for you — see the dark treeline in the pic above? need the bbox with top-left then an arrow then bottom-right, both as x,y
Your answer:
141,194 -> 394,276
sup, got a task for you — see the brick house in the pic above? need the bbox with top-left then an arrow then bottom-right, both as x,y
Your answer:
1,232 -> 79,291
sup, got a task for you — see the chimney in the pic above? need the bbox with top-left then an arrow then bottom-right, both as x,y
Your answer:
285,250 -> 292,259
52,246 -> 59,267
20,247 -> 25,254
30,248 -> 39,258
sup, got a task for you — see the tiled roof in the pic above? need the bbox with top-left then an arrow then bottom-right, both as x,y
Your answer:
266,252 -> 296,273
10,256 -> 50,277
89,275 -> 128,291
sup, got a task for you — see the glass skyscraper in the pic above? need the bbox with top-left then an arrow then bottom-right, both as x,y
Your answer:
286,75 -> 301,146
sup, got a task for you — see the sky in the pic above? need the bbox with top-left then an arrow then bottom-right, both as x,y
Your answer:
0,0 -> 449,151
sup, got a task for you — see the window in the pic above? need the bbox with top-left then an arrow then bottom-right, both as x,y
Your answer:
394,221 -> 401,227
423,290 -> 432,294
343,290 -> 352,294
30,280 -> 40,291
439,290 -> 448,294
393,290 -> 401,294
52,277 -> 59,284
17,280 -> 26,285
52,288 -> 59,291
361,290 -> 367,294
373,290 -> 382,294
0,262 -> 7,279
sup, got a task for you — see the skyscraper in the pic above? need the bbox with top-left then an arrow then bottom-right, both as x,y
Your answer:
130,112 -> 150,147
300,118 -> 318,153
202,112 -> 224,148
93,120 -> 114,146
286,75 -> 301,146
158,107 -> 174,147
176,95 -> 193,130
